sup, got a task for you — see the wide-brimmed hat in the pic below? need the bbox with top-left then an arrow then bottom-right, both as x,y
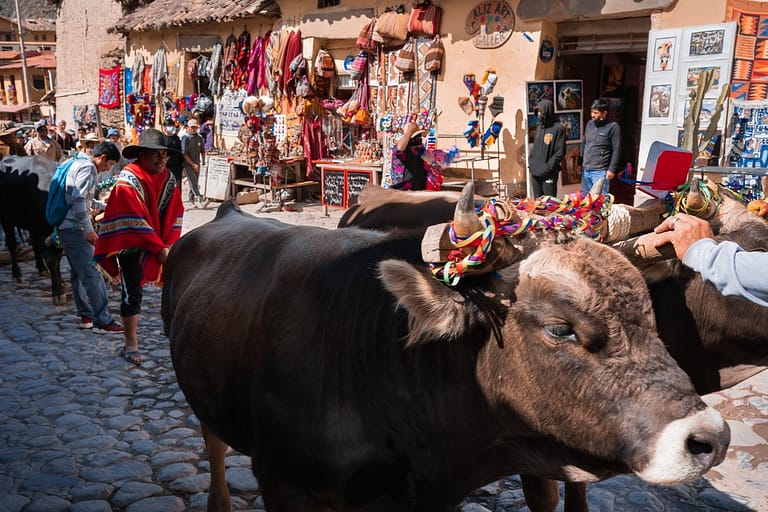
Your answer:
0,121 -> 19,137
122,128 -> 180,159
82,132 -> 104,143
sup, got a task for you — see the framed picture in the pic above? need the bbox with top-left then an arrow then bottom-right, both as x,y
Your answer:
677,129 -> 722,165
652,36 -> 677,72
560,142 -> 582,186
684,63 -> 725,94
601,66 -> 624,97
559,112 -> 582,142
680,97 -> 721,126
646,83 -> 673,123
526,81 -> 554,114
527,113 -> 538,144
681,23 -> 736,60
555,80 -> 583,112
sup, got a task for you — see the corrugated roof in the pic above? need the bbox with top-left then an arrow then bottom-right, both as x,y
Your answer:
110,0 -> 281,34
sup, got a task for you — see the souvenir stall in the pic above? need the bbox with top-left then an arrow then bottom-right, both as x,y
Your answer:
313,3 -> 453,209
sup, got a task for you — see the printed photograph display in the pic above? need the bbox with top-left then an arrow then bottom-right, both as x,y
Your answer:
559,112 -> 582,142
648,83 -> 673,119
526,81 -> 554,113
688,29 -> 726,57
555,80 -> 583,112
560,143 -> 582,186
685,65 -> 722,92
652,36 -> 676,71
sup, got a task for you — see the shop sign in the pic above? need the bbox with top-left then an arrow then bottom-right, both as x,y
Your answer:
539,37 -> 554,63
465,1 -> 515,49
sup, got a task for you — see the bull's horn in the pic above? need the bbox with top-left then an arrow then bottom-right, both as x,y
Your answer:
612,232 -> 677,264
686,176 -> 705,211
453,182 -> 483,238
590,178 -> 605,196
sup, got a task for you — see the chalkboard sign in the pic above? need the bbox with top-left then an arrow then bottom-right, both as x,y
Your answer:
204,157 -> 231,201
346,170 -> 372,206
322,170 -> 345,208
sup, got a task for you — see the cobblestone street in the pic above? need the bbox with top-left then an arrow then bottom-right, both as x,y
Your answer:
0,201 -> 766,511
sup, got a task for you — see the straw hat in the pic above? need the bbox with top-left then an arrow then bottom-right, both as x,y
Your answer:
82,132 -> 104,143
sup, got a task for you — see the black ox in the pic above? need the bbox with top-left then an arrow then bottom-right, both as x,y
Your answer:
163,184 -> 729,512
0,155 -> 65,304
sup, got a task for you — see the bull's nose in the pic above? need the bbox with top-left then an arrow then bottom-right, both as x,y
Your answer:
687,422 -> 730,469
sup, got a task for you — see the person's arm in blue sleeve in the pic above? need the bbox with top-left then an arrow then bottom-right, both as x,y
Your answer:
654,213 -> 768,306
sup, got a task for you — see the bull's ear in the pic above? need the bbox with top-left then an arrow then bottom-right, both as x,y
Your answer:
378,259 -> 468,347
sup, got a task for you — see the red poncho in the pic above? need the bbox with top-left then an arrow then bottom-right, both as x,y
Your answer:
95,162 -> 184,285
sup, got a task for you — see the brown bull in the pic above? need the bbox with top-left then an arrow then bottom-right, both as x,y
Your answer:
340,181 -> 766,512
163,184 -> 728,512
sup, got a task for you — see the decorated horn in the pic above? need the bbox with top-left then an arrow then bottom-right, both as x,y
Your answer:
589,178 -> 605,197
686,176 -> 705,211
452,182 -> 483,238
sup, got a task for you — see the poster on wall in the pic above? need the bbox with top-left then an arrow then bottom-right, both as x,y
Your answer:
217,89 -> 247,137
561,143 -> 582,186
652,35 -> 677,72
526,81 -> 554,113
559,112 -> 582,142
554,80 -> 583,112
646,82 -> 673,123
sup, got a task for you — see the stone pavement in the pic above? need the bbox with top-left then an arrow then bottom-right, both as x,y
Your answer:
0,199 -> 766,511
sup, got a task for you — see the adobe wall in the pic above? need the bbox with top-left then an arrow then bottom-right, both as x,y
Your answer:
55,0 -> 125,133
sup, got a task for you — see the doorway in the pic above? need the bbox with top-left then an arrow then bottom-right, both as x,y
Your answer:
556,18 -> 649,205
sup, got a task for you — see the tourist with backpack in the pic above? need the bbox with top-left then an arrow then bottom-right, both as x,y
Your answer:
50,141 -> 125,334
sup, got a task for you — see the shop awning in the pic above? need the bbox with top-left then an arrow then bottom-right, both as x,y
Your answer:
0,103 -> 35,113
558,17 -> 650,55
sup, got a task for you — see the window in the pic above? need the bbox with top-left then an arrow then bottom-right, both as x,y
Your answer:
317,0 -> 340,8
32,75 -> 45,91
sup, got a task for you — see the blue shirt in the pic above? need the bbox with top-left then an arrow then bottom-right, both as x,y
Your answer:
683,239 -> 768,306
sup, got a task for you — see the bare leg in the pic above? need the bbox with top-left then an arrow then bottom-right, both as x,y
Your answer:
122,314 -> 140,353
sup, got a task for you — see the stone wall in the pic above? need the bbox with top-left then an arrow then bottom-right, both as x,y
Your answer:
55,0 -> 125,135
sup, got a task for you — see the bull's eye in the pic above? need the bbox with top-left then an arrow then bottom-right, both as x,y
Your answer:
545,323 -> 577,343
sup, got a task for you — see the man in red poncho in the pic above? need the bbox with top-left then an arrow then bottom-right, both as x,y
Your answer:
95,128 -> 184,365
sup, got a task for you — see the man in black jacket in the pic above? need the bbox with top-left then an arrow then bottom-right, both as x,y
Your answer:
162,118 -> 184,185
528,99 -> 565,197
580,98 -> 621,195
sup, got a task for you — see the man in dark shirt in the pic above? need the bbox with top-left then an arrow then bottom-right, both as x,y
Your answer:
528,99 -> 565,197
580,98 -> 621,195
162,118 -> 184,185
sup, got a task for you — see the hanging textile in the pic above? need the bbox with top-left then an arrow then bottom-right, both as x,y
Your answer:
246,35 -> 265,95
142,66 -> 153,96
98,66 -> 121,109
151,47 -> 167,96
234,29 -> 252,89
264,31 -> 279,96
131,53 -> 145,95
279,30 -> 303,96
166,54 -> 180,96
302,115 -> 327,180
221,33 -> 238,90
209,40 -> 223,96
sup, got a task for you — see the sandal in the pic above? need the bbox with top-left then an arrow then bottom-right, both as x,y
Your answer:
118,347 -> 144,365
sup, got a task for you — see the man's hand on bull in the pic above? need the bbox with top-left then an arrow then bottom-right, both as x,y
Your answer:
653,213 -> 714,260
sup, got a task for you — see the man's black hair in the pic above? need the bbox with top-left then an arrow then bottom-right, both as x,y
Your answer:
92,141 -> 121,162
590,98 -> 609,112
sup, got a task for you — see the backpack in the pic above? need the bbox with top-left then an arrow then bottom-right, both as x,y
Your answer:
45,155 -> 88,227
